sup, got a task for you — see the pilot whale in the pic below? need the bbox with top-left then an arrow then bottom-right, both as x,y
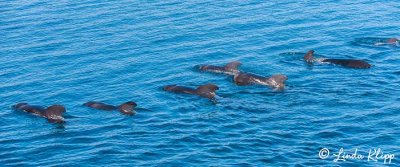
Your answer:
387,38 -> 399,44
12,103 -> 66,123
353,37 -> 399,47
198,61 -> 241,75
164,84 -> 219,100
83,101 -> 137,115
233,73 -> 288,89
304,50 -> 371,69
372,37 -> 399,46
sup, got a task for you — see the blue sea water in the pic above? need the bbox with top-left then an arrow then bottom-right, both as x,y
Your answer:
1,0 -> 400,166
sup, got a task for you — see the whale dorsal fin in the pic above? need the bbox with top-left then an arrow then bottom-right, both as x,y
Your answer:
224,61 -> 241,71
44,105 -> 66,123
270,74 -> 288,83
304,50 -> 315,63
196,84 -> 219,93
118,101 -> 137,115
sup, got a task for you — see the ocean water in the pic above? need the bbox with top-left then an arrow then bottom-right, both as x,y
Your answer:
1,0 -> 400,166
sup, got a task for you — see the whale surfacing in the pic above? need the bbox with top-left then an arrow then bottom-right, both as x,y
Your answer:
234,73 -> 288,89
354,37 -> 399,47
304,50 -> 371,69
164,84 -> 219,99
387,38 -> 399,44
322,59 -> 371,69
83,101 -> 137,115
375,38 -> 399,46
198,61 -> 241,75
12,103 -> 66,123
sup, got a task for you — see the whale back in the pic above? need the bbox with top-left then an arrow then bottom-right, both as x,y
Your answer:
13,103 -> 46,116
197,84 -> 219,93
83,101 -> 117,111
323,59 -> 371,69
164,85 -> 193,93
233,72 -> 258,86
199,61 -> 241,75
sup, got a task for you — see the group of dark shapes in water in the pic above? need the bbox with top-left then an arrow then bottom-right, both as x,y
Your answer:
12,37 -> 398,124
164,61 -> 288,100
163,37 -> 398,99
13,101 -> 137,123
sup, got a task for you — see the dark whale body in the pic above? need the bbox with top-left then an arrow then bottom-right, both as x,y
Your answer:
164,84 -> 219,100
234,73 -> 288,89
304,50 -> 371,69
321,59 -> 371,69
198,61 -> 241,75
12,103 -> 66,123
83,101 -> 137,115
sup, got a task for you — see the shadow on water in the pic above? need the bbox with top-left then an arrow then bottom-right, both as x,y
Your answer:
53,124 -> 66,132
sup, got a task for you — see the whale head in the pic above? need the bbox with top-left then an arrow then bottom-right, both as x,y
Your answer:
12,103 -> 28,110
267,74 -> 288,89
